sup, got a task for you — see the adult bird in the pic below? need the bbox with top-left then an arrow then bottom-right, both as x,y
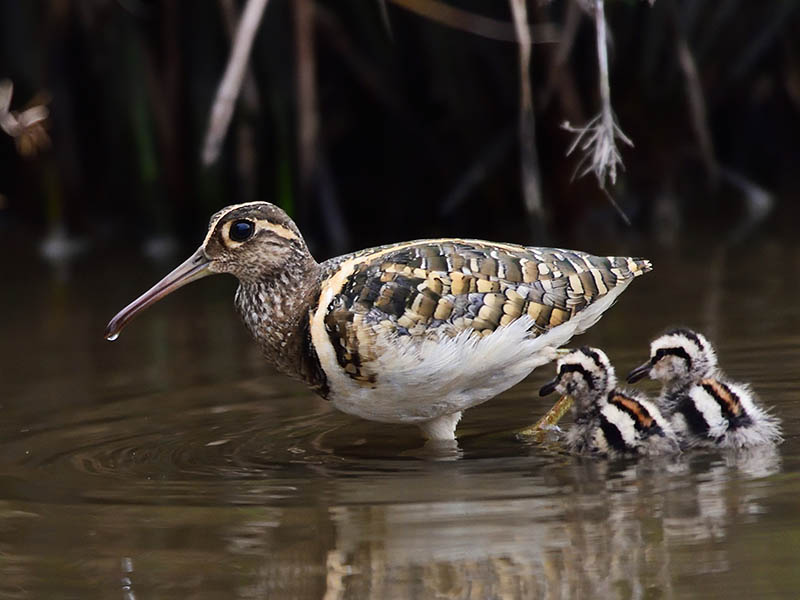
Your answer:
106,202 -> 652,441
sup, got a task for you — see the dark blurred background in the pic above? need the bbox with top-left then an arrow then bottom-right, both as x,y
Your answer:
1,0 -> 799,267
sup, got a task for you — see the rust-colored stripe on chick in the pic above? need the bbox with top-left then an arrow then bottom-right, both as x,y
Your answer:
700,379 -> 744,418
609,392 -> 655,429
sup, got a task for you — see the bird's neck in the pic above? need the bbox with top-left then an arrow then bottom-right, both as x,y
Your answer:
571,394 -> 598,421
662,362 -> 717,395
234,259 -> 327,391
664,366 -> 715,395
663,378 -> 690,397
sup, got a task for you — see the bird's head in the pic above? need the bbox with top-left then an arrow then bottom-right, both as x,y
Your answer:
104,202 -> 312,341
539,346 -> 617,409
626,328 -> 717,387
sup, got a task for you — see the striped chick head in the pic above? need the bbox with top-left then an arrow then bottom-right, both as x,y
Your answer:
539,347 -> 617,409
627,328 -> 718,388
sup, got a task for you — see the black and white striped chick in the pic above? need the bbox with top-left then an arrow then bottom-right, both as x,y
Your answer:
627,328 -> 782,449
540,347 -> 680,457
104,202 -> 652,442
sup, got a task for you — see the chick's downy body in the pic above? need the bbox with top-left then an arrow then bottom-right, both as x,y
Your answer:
540,347 -> 679,457
627,328 -> 782,449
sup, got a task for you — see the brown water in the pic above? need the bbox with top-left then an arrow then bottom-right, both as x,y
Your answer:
2,238 -> 800,599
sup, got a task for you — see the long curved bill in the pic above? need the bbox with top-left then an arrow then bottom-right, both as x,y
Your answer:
104,247 -> 212,341
626,360 -> 653,384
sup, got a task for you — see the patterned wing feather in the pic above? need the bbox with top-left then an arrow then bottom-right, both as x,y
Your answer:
319,239 -> 650,383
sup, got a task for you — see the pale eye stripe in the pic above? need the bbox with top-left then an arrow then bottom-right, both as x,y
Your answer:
255,219 -> 300,241
202,214 -> 227,247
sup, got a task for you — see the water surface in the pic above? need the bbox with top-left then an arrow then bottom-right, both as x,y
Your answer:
2,238 -> 799,599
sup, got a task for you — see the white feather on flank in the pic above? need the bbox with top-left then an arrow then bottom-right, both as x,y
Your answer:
686,386 -> 727,438
311,281 -> 633,439
684,381 -> 783,449
596,394 -> 679,456
601,403 -> 639,447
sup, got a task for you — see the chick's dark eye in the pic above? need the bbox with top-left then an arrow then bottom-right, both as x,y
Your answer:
230,220 -> 255,242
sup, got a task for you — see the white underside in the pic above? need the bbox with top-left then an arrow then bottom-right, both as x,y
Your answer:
315,282 -> 631,440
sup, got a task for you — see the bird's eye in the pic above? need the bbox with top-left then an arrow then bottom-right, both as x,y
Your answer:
229,220 -> 255,242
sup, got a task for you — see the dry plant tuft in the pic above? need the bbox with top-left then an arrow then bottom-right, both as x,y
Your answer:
562,112 -> 632,187
0,79 -> 50,158
563,0 -> 633,191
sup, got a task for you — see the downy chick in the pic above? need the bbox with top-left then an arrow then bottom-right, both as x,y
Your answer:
540,347 -> 680,457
